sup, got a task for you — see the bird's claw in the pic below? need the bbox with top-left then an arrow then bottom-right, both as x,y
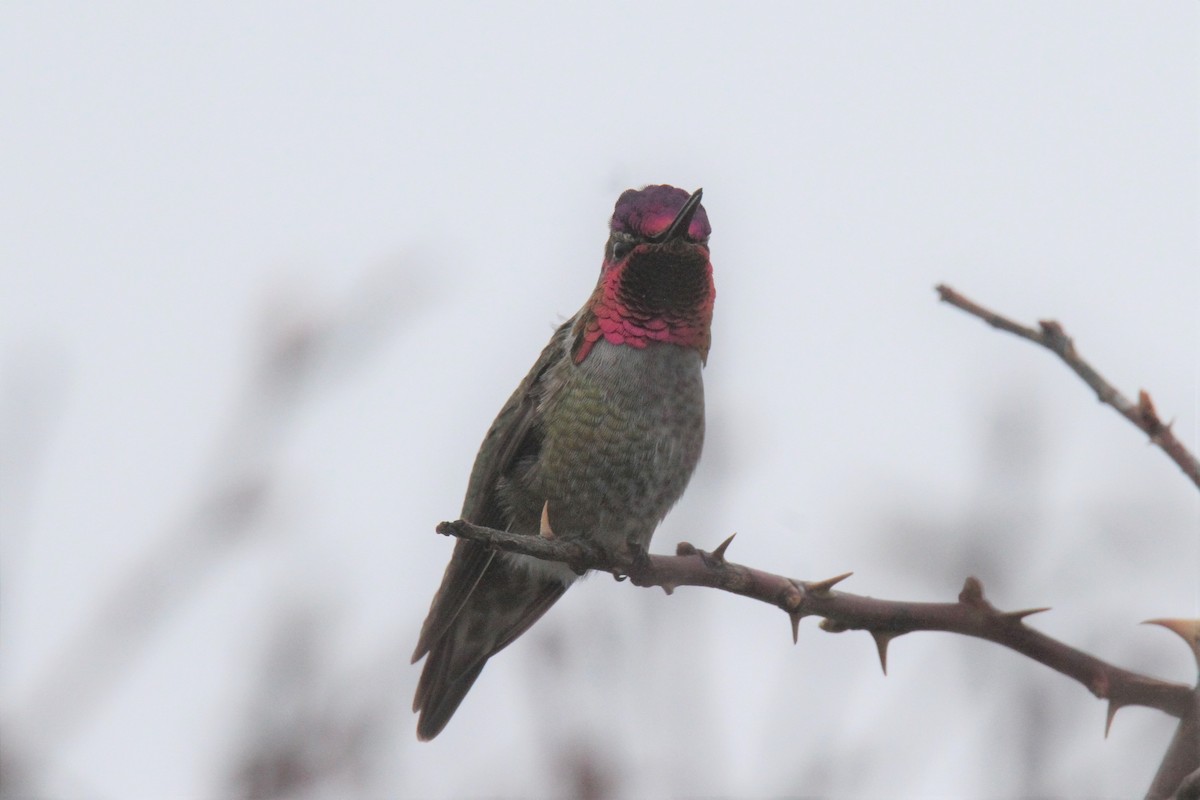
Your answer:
621,536 -> 653,584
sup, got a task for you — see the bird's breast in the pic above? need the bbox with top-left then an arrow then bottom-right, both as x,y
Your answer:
511,339 -> 705,552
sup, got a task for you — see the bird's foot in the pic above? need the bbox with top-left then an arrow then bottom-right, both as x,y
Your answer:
616,535 -> 654,586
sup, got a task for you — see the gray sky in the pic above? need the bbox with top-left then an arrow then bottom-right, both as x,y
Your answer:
2,3 -> 1198,797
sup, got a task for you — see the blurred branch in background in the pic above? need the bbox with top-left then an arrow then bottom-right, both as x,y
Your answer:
0,263 -> 417,798
222,606 -> 415,800
0,348 -> 69,592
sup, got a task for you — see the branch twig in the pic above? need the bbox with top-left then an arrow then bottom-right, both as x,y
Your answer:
436,520 -> 1194,722
935,284 -> 1200,491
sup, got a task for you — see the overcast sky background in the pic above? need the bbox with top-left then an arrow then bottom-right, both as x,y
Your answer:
2,3 -> 1198,798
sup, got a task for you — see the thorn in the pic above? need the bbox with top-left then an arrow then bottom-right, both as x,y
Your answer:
539,502 -> 554,539
1137,389 -> 1158,417
871,631 -> 898,675
958,576 -> 986,606
710,533 -> 736,563
1143,618 -> 1200,669
660,583 -> 675,596
1105,700 -> 1122,738
789,611 -> 802,644
1001,607 -> 1051,623
1137,390 -> 1165,436
1038,319 -> 1062,336
806,571 -> 853,596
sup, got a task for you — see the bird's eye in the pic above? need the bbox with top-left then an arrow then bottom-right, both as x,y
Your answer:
612,240 -> 633,260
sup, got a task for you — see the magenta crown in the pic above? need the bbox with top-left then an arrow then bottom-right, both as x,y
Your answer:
610,185 -> 711,242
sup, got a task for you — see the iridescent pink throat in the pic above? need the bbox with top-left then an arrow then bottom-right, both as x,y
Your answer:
572,250 -> 715,365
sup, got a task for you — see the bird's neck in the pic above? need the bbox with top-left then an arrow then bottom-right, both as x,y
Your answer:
571,250 -> 714,364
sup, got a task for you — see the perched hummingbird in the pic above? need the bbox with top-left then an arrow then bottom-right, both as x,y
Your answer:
412,185 -> 715,740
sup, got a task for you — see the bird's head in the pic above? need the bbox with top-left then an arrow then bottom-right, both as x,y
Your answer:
573,185 -> 715,364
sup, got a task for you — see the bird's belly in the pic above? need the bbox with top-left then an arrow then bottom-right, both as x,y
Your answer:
510,341 -> 705,554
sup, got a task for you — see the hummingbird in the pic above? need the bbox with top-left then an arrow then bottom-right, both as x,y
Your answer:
412,185 -> 715,740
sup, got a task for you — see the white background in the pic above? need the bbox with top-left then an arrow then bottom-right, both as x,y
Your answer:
2,3 -> 1197,798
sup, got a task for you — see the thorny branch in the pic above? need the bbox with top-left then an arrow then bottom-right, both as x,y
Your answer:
439,285 -> 1200,796
936,283 -> 1200,798
438,520 -> 1194,722
441,518 -> 1199,796
935,284 -> 1200,491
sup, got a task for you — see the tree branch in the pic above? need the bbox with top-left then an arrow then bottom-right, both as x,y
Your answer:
436,520 -> 1194,722
936,284 -> 1200,795
935,284 -> 1200,491
434,286 -> 1200,793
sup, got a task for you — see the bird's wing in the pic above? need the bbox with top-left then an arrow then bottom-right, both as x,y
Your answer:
411,320 -> 571,663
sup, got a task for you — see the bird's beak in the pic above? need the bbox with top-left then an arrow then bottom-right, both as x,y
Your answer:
650,188 -> 704,243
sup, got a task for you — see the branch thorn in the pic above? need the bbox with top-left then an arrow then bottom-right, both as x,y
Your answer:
959,576 -> 987,607
789,610 -> 802,644
871,630 -> 898,675
1001,607 -> 1051,624
710,533 -> 736,564
1104,700 -> 1123,738
1143,618 -> 1200,670
1038,319 -> 1064,337
539,501 -> 555,539
806,571 -> 853,596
